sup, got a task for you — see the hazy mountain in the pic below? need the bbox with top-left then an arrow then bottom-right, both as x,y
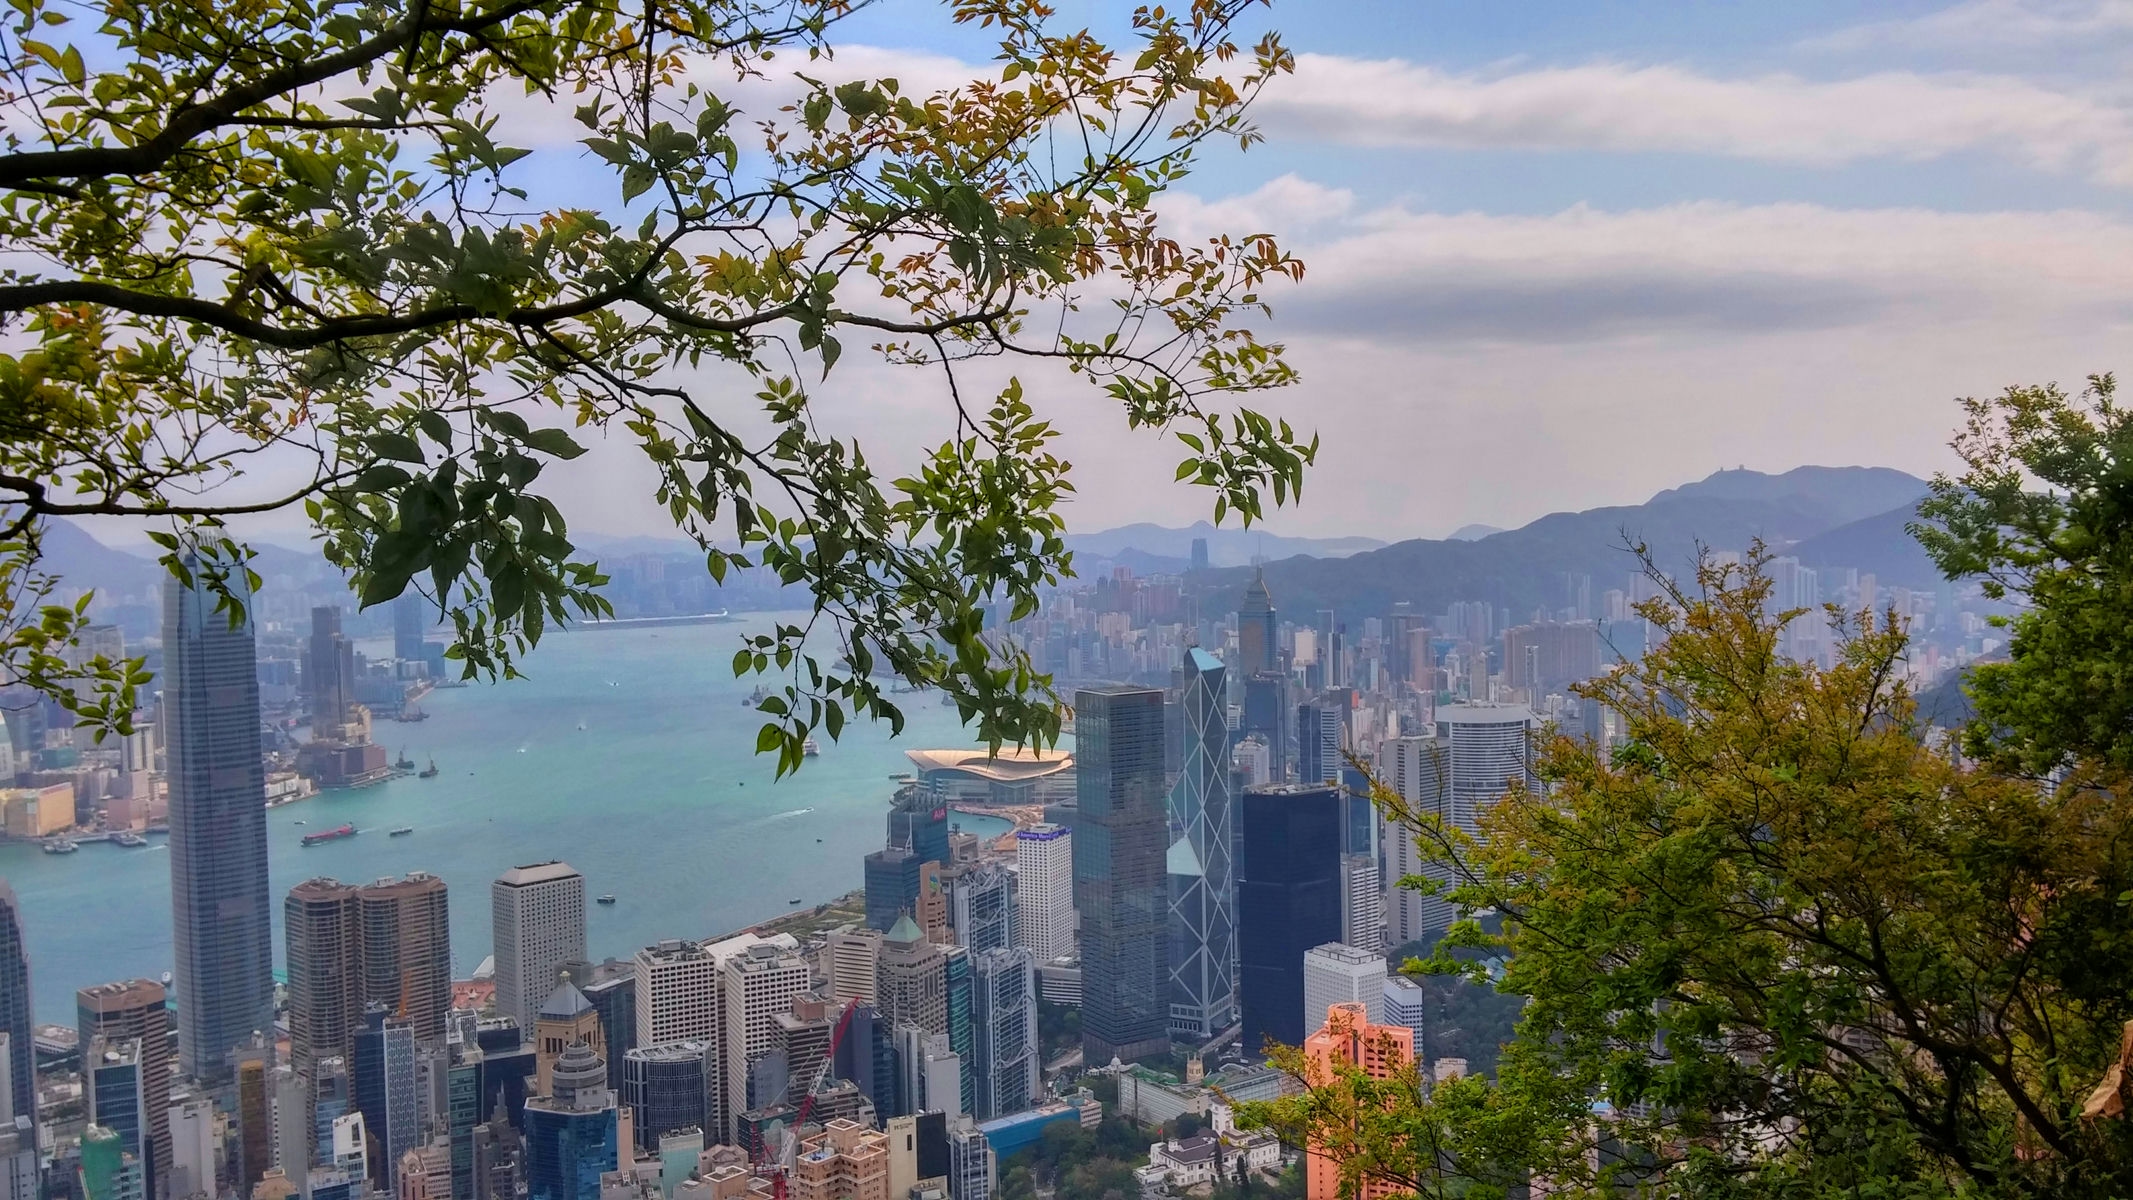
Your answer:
1063,520 -> 1383,568
1449,524 -> 1503,541
1790,500 -> 1944,588
1194,466 -> 1934,621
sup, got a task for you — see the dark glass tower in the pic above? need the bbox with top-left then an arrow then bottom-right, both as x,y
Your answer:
1236,569 -> 1277,676
163,564 -> 275,1083
0,885 -> 30,1140
1167,648 -> 1236,1041
1236,784 -> 1343,1054
1073,685 -> 1170,1064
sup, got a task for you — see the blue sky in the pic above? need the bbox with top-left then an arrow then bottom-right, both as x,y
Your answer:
201,1 -> 2133,546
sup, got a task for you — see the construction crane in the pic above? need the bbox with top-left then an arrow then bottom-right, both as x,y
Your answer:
756,997 -> 865,1200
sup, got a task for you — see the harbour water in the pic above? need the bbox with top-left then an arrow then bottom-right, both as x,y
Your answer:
2,612 -> 1016,1018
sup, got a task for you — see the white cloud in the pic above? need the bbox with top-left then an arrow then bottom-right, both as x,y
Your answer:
1256,53 -> 2133,185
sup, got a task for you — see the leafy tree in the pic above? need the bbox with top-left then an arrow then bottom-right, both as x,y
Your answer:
1246,551 -> 2133,1197
0,0 -> 1310,760
1913,373 -> 2133,776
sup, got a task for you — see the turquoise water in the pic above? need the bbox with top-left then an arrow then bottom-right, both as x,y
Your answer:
2,613 -> 1014,1019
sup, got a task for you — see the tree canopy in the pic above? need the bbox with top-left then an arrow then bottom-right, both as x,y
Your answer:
1913,373 -> 2133,777
1242,550 -> 2133,1198
0,0 -> 1310,763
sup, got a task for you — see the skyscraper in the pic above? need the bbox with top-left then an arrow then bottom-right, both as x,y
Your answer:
1239,674 -> 1287,784
1383,707 -> 1534,941
877,916 -> 947,1039
1236,784 -> 1343,1054
1296,700 -> 1343,786
1301,944 -> 1386,1034
286,878 -> 361,1073
620,1042 -> 708,1153
1011,825 -> 1074,963
1302,1005 -> 1414,1200
886,789 -> 950,869
392,592 -> 429,664
633,939 -> 719,1063
1167,648 -> 1236,1043
0,893 -> 30,1160
351,1005 -> 419,1188
523,1043 -> 617,1200
944,946 -> 974,1116
78,980 -> 169,1198
1340,855 -> 1386,955
721,944 -> 809,1141
356,873 -> 452,1042
864,849 -> 923,934
494,862 -> 587,1032
1235,569 -> 1277,677
1073,685 -> 1170,1065
533,981 -> 604,1098
1379,976 -> 1427,1060
164,563 -> 275,1083
825,929 -> 883,1007
306,606 -> 356,736
85,1039 -> 150,1200
949,864 -> 1017,953
969,949 -> 1037,1121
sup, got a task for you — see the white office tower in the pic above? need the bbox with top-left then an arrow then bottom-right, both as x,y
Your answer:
1231,737 -> 1272,789
634,940 -> 720,1046
1302,943 -> 1386,1033
167,1092 -> 217,1200
894,1028 -> 964,1121
0,1039 -> 29,1200
824,929 -> 882,1007
493,862 -> 587,1031
1381,975 -> 1427,1056
1340,854 -> 1386,954
721,944 -> 809,1142
1383,706 -> 1534,943
970,949 -> 1038,1121
1012,825 -> 1074,962
947,1117 -> 996,1200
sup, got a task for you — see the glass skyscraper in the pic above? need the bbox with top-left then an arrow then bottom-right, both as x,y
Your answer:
525,1043 -> 617,1200
1073,685 -> 1170,1064
1236,784 -> 1343,1053
0,885 -> 31,1140
163,562 -> 275,1084
1167,648 -> 1236,1041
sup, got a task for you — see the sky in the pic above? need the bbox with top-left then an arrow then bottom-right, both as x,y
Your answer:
151,0 -> 2133,549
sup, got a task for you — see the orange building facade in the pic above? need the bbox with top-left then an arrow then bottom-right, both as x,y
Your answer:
1302,1003 -> 1415,1200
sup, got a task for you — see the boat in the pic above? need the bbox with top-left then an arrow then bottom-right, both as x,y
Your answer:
302,823 -> 358,846
596,895 -> 617,905
393,747 -> 415,770
389,827 -> 414,837
418,757 -> 439,779
112,831 -> 147,847
41,837 -> 78,855
802,738 -> 820,758
788,897 -> 803,905
294,819 -> 306,825
744,685 -> 770,707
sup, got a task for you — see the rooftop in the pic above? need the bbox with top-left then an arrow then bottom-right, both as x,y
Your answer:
496,861 -> 581,887
904,747 -> 1074,782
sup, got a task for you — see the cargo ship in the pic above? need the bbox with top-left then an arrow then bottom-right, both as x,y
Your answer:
302,823 -> 358,847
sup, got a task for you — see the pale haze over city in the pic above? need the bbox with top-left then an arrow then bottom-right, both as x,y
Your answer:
2,3 -> 2130,1200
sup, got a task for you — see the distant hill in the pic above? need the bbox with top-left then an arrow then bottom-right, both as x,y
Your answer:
1790,500 -> 1945,588
1063,521 -> 1382,568
1449,524 -> 1503,542
1194,466 -> 1935,621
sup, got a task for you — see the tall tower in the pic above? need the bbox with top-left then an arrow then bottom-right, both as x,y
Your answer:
1302,1004 -> 1414,1200
969,948 -> 1038,1121
356,873 -> 452,1042
1384,707 -> 1534,941
1072,685 -> 1170,1065
1011,825 -> 1074,963
1236,569 -> 1277,677
720,944 -> 809,1143
0,886 -> 30,1150
306,606 -> 355,736
78,980 -> 169,1196
163,563 -> 275,1084
493,863 -> 587,1032
285,878 -> 361,1073
1236,784 -> 1343,1054
522,1043 -> 616,1200
1302,943 -> 1386,1034
824,929 -> 882,1007
1167,647 -> 1236,1042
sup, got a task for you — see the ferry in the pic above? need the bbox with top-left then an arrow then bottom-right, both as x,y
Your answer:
788,897 -> 804,905
418,757 -> 439,779
389,827 -> 414,837
802,738 -> 820,758
111,831 -> 148,848
40,837 -> 77,855
596,895 -> 617,905
302,824 -> 358,847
